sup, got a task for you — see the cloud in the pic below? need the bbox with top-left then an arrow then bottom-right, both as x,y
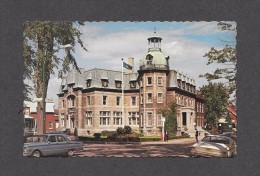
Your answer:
45,22 -> 236,104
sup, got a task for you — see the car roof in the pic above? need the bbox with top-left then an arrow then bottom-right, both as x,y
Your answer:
204,135 -> 232,140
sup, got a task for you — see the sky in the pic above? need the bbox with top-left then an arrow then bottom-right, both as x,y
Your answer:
44,21 -> 236,106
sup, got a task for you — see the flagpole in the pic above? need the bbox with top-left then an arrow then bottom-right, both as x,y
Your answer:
121,58 -> 124,128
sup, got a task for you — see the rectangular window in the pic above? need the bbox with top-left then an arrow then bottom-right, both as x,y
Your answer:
157,93 -> 163,103
131,96 -> 136,106
157,113 -> 162,126
100,111 -> 110,125
130,81 -> 136,88
115,81 -> 122,88
147,112 -> 153,126
62,100 -> 64,108
113,112 -> 122,125
87,96 -> 91,106
182,112 -> 187,126
86,111 -> 92,126
158,77 -> 163,86
147,77 -> 152,85
102,79 -> 108,87
116,96 -> 120,106
147,93 -> 152,103
128,112 -> 139,125
86,79 -> 92,87
61,113 -> 65,127
49,122 -> 53,129
103,96 -> 107,105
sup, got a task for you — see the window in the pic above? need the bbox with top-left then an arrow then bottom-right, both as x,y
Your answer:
103,96 -> 107,105
158,77 -> 163,86
157,93 -> 163,103
147,112 -> 153,126
49,122 -> 53,129
67,95 -> 75,107
102,79 -> 108,87
61,113 -> 65,127
62,100 -> 64,108
147,93 -> 152,103
128,112 -> 139,125
157,113 -> 162,126
113,112 -> 122,125
177,80 -> 181,88
146,54 -> 153,65
147,77 -> 152,85
182,112 -> 187,126
48,136 -> 56,143
86,111 -> 92,126
182,81 -> 185,89
86,79 -> 92,87
130,81 -> 136,88
100,111 -> 110,125
140,78 -> 143,87
115,81 -> 122,88
55,120 -> 59,129
57,135 -> 66,142
116,97 -> 120,106
140,94 -> 143,104
86,96 -> 91,106
131,96 -> 136,106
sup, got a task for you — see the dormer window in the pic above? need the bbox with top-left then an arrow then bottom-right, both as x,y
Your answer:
86,79 -> 92,87
101,79 -> 108,87
146,54 -> 153,65
115,81 -> 122,88
130,81 -> 136,88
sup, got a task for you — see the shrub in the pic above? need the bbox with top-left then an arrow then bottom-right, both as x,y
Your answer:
124,126 -> 132,134
117,127 -> 125,135
93,133 -> 101,139
101,130 -> 116,137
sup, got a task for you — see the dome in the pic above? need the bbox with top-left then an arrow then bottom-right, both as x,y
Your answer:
140,50 -> 168,66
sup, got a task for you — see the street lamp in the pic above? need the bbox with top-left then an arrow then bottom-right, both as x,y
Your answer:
42,44 -> 73,134
161,117 -> 166,141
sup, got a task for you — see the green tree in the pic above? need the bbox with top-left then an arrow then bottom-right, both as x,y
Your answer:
23,21 -> 87,99
200,82 -> 229,130
200,22 -> 237,95
158,102 -> 178,137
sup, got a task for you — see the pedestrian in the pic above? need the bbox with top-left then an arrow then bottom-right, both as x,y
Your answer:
195,129 -> 199,142
165,131 -> 168,142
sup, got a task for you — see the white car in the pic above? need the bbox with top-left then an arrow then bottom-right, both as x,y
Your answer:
191,135 -> 237,158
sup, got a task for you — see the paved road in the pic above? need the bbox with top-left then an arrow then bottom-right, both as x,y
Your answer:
74,138 -> 198,157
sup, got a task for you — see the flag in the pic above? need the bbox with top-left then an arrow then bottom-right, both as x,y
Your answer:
123,62 -> 132,70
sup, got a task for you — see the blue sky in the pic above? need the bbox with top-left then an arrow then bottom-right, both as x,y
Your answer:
45,21 -> 236,105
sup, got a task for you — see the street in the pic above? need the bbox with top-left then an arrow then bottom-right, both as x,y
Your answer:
74,138 -> 198,157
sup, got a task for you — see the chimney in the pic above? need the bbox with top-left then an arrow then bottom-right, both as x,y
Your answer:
128,57 -> 134,73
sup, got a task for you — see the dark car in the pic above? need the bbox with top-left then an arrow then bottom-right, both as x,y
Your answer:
220,132 -> 237,142
23,134 -> 83,157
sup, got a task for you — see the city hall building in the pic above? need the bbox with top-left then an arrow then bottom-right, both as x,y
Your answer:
57,33 -> 204,136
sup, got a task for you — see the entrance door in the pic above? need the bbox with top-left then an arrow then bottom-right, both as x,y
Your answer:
182,112 -> 187,126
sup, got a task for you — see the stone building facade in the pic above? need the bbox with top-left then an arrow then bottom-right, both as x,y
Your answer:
57,33 -> 203,136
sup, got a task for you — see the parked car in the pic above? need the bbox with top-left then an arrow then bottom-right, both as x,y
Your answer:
23,133 -> 83,157
191,135 -> 237,158
220,132 -> 237,142
46,131 -> 77,141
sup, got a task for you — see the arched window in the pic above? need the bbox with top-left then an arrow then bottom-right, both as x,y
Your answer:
67,95 -> 75,108
146,54 -> 153,65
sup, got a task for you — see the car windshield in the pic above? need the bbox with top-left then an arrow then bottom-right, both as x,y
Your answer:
202,136 -> 230,144
26,135 -> 48,143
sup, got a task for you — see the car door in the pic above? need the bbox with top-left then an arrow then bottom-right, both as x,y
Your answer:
45,135 -> 59,156
56,135 -> 70,155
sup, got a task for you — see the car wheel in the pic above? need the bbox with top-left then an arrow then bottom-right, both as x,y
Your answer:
32,150 -> 41,158
67,150 -> 74,157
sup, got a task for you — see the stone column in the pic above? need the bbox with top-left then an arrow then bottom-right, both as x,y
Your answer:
77,90 -> 83,129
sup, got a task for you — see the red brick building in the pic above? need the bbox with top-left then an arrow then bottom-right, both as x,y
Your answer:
24,100 -> 59,134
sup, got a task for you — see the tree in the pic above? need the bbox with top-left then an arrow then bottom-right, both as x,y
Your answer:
200,22 -> 237,96
200,83 -> 229,130
23,21 -> 87,100
158,102 -> 178,137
